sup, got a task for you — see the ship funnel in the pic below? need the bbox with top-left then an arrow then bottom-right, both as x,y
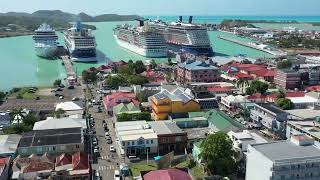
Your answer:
188,16 -> 193,24
179,16 -> 183,22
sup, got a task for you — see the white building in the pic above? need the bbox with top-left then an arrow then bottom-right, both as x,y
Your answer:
227,130 -> 267,152
55,101 -> 83,116
246,135 -> 320,180
33,117 -> 87,131
221,95 -> 248,112
286,120 -> 320,147
115,121 -> 158,156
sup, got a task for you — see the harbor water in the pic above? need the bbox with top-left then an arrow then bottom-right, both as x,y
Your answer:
1,16 -> 319,91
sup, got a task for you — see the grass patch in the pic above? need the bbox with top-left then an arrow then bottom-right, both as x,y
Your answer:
129,162 -> 157,177
191,165 -> 206,179
174,160 -> 189,168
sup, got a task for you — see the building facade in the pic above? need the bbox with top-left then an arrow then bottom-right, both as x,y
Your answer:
274,70 -> 301,90
246,135 -> 320,180
175,60 -> 220,85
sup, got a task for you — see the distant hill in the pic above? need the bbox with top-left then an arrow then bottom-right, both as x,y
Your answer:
0,10 -> 140,32
0,10 -> 141,22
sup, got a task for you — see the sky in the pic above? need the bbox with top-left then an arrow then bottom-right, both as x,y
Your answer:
0,0 -> 320,16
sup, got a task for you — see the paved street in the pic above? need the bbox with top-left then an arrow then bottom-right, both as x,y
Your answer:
86,83 -> 122,180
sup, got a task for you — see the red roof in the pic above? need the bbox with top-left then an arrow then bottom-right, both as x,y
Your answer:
306,85 -> 320,92
141,70 -> 166,83
253,69 -> 276,77
56,153 -> 72,167
22,161 -> 54,173
247,93 -> 267,100
103,92 -> 140,108
98,65 -> 112,71
0,157 -> 10,167
286,91 -> 305,97
72,152 -> 89,170
207,87 -> 232,93
143,169 -> 192,180
234,72 -> 253,79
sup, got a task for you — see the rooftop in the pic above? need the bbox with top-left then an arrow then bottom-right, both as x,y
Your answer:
256,103 -> 285,115
286,109 -> 320,120
0,134 -> 21,155
153,88 -> 194,103
33,117 -> 86,130
55,101 -> 83,111
178,60 -> 218,71
103,92 -> 139,108
251,140 -> 320,162
184,127 -> 212,140
143,168 -> 192,180
207,110 -> 244,132
148,121 -> 184,135
18,128 -> 82,148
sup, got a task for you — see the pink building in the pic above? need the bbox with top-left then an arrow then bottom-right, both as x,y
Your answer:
103,92 -> 140,115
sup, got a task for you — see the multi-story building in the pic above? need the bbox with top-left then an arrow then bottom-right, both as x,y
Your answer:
115,121 -> 158,156
148,121 -> 187,155
250,103 -> 287,137
274,69 -> 301,90
286,120 -> 320,147
103,92 -> 140,116
17,128 -> 84,156
150,88 -> 200,120
246,135 -> 320,180
175,59 -> 220,85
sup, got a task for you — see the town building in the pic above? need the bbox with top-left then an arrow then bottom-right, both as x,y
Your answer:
274,69 -> 301,90
286,120 -> 320,147
170,112 -> 209,129
246,135 -> 320,180
185,127 -> 212,150
175,59 -> 220,85
0,134 -> 21,158
113,102 -> 141,120
115,121 -> 158,156
143,168 -> 192,180
17,128 -> 84,156
207,109 -> 244,132
227,130 -> 267,152
0,112 -> 11,129
250,103 -> 287,135
150,88 -> 200,120
220,95 -> 248,112
103,92 -> 140,116
148,121 -> 187,155
55,101 -> 84,116
33,117 -> 87,131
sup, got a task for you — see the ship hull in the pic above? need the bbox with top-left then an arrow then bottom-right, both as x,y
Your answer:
167,44 -> 214,57
114,35 -> 168,58
35,46 -> 57,59
67,48 -> 97,62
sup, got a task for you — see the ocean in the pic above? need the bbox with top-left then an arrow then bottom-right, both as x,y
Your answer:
0,16 -> 320,91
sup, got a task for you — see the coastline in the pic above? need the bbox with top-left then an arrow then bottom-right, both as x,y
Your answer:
0,32 -> 33,38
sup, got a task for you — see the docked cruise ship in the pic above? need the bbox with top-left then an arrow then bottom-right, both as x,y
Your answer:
113,20 -> 167,58
64,21 -> 97,62
149,16 -> 214,57
32,23 -> 58,58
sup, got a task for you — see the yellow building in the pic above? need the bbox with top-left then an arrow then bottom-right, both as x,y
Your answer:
150,88 -> 200,120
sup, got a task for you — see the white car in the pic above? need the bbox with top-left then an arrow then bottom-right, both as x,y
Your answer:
114,170 -> 120,180
105,132 -> 110,137
110,145 -> 116,152
94,148 -> 99,153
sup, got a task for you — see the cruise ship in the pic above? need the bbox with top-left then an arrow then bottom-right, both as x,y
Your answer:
149,16 -> 214,57
32,23 -> 58,58
113,20 -> 167,58
64,21 -> 97,62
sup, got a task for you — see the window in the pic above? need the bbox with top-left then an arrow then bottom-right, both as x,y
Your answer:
146,140 -> 149,144
151,140 -> 154,144
76,145 -> 80,149
127,142 -> 130,146
176,136 -> 182,142
60,146 -> 66,150
122,142 -> 125,146
37,147 -> 42,153
132,141 -> 135,146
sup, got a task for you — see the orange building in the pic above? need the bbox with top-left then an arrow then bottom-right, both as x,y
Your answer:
150,88 -> 200,120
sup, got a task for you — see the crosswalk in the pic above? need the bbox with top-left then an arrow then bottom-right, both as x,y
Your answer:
98,165 -> 117,170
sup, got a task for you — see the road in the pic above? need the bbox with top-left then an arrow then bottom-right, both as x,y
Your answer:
86,83 -> 121,180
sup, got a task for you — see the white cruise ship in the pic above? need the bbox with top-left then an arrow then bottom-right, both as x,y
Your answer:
113,20 -> 167,58
64,21 -> 97,62
32,23 -> 58,59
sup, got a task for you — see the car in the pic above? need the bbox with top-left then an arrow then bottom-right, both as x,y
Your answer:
106,136 -> 111,140
105,132 -> 110,137
59,95 -> 64,99
102,120 -> 106,124
92,131 -> 96,134
107,138 -> 112,144
0,125 -> 3,131
104,127 -> 109,131
114,170 -> 120,180
56,87 -> 63,91
68,86 -> 75,89
94,148 -> 99,154
72,97 -> 79,101
93,141 -> 98,146
110,145 -> 116,152
95,171 -> 100,178
54,93 -> 60,97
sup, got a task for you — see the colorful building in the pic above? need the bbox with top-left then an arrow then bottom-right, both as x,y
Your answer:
103,92 -> 140,116
150,88 -> 200,120
175,59 -> 220,85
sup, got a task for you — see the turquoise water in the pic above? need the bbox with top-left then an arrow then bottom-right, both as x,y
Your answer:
0,17 -> 313,91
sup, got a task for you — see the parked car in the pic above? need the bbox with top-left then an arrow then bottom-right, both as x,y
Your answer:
105,132 -> 110,137
114,170 -> 120,180
107,138 -> 112,144
94,148 -> 99,154
110,145 -> 116,152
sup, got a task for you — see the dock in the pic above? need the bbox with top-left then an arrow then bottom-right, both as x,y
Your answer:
218,35 -> 287,56
61,56 -> 76,85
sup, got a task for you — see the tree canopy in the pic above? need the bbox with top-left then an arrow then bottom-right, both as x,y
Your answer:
82,70 -> 98,83
276,98 -> 294,110
0,91 -> 5,102
53,79 -> 62,87
116,112 -> 151,122
200,132 -> 238,176
246,80 -> 269,95
277,60 -> 292,69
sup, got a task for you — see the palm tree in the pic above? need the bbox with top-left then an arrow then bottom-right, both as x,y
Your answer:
236,78 -> 249,94
9,108 -> 25,125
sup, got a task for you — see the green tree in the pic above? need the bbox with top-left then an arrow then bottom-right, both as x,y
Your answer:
53,79 -> 62,87
23,113 -> 39,127
118,65 -> 133,75
134,60 -> 146,74
276,89 -> 286,99
277,60 -> 292,69
246,80 -> 268,95
105,75 -> 127,89
0,91 -> 6,102
3,124 -> 31,134
276,98 -> 294,110
200,132 -> 238,176
151,59 -> 157,69
82,70 -> 98,83
116,112 -> 151,122
136,92 -> 147,102
9,108 -> 25,125
52,108 -> 66,118
167,57 -> 172,65
127,75 -> 149,85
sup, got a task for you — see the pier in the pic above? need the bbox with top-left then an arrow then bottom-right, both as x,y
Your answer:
218,35 -> 287,56
61,56 -> 76,85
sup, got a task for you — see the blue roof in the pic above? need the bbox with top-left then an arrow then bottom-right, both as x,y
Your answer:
178,60 -> 218,71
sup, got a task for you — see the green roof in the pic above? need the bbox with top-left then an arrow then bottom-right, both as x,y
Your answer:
188,112 -> 206,118
206,110 -> 244,132
114,103 -> 141,115
174,117 -> 207,122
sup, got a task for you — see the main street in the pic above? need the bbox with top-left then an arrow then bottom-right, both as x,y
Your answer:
86,83 -> 121,180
